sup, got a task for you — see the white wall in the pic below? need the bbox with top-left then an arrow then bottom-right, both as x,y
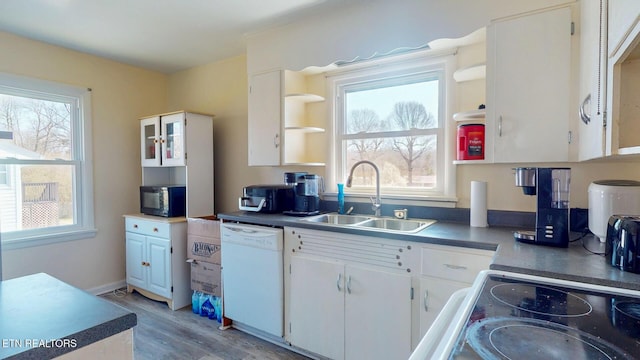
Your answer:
0,31 -> 168,289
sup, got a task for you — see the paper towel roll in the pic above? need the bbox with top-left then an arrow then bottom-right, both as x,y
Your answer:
470,181 -> 488,227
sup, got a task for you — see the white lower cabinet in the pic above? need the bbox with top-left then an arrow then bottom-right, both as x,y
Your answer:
124,215 -> 190,310
416,244 -> 494,341
285,227 -> 413,360
283,227 -> 495,359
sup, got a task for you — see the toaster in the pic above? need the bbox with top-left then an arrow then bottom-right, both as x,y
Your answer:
606,215 -> 640,273
238,185 -> 295,213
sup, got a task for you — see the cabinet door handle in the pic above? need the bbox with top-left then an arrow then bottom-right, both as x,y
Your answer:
336,273 -> 342,292
424,289 -> 429,311
444,264 -> 467,270
498,115 -> 503,137
580,93 -> 591,124
346,275 -> 352,294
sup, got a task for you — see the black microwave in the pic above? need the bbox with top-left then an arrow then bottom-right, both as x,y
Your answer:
140,185 -> 186,217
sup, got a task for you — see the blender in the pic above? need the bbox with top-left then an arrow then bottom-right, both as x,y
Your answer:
514,167 -> 571,247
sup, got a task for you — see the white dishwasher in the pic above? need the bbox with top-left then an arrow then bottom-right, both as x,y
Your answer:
220,222 -> 284,338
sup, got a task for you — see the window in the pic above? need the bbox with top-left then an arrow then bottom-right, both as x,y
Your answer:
0,73 -> 95,249
329,51 -> 456,202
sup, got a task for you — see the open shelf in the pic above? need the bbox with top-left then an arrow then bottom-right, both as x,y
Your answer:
453,64 -> 486,83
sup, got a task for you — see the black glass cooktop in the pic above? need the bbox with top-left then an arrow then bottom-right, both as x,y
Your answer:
449,275 -> 640,359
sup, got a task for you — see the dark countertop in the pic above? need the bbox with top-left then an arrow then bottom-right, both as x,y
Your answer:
0,273 -> 137,360
219,211 -> 640,292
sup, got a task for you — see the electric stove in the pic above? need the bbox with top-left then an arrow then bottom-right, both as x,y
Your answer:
424,271 -> 640,359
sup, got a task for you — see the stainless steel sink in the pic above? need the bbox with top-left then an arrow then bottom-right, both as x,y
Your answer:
300,213 -> 436,233
355,218 -> 436,233
303,213 -> 372,225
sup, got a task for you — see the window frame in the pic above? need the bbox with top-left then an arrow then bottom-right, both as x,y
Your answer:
0,72 -> 96,249
325,50 -> 457,205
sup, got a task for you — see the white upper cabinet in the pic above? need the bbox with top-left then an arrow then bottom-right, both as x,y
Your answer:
486,6 -> 573,163
248,70 -> 282,166
605,0 -> 640,156
608,0 -> 640,57
578,0 -> 608,161
248,69 -> 326,166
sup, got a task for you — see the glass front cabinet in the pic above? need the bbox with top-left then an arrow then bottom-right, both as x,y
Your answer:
140,112 -> 186,167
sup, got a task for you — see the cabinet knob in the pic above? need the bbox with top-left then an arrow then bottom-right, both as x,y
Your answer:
153,139 -> 159,144
153,227 -> 158,232
141,261 -> 146,266
133,224 -> 138,229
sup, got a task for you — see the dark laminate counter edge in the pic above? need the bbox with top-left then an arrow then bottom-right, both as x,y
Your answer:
218,211 -> 640,292
0,273 -> 137,360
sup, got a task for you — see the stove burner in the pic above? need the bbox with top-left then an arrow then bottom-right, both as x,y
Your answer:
490,283 -> 592,318
466,317 -> 633,360
614,302 -> 640,321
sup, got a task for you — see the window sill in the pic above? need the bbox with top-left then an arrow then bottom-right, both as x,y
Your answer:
1,228 -> 98,250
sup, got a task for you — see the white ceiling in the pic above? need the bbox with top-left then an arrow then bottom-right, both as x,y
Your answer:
0,0 -> 367,74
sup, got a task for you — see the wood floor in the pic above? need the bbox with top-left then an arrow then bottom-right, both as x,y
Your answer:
100,289 -> 310,360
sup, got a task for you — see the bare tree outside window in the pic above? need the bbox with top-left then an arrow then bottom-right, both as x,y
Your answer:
389,102 -> 436,186
0,93 -> 74,231
341,76 -> 440,191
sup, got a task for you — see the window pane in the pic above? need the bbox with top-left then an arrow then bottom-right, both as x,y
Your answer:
345,80 -> 439,134
0,164 -> 74,232
0,94 -> 72,160
345,135 -> 437,189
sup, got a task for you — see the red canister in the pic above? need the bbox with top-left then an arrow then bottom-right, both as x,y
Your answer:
457,124 -> 484,160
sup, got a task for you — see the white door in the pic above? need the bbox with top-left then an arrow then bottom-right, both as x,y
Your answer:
289,255 -> 345,360
344,264 -> 412,360
161,113 -> 186,167
608,0 -> 640,57
248,70 -> 281,166
147,236 -> 172,298
418,276 -> 468,338
488,6 -> 572,162
125,233 -> 146,288
578,0 -> 607,161
140,116 -> 161,167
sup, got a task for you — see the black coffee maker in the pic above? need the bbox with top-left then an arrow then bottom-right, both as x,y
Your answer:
283,172 -> 321,215
514,167 -> 571,247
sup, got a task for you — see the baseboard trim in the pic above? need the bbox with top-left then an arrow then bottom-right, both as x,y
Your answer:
87,279 -> 127,295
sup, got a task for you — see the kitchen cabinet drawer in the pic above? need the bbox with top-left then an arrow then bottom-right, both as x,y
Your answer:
420,245 -> 493,283
125,218 -> 171,238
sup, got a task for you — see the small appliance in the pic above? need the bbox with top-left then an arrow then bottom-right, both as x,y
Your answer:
588,180 -> 640,242
285,174 -> 323,216
606,215 -> 640,273
238,185 -> 294,213
139,185 -> 186,217
513,167 -> 571,247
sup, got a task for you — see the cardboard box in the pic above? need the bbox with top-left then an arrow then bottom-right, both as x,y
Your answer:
187,216 -> 220,263
190,260 -> 221,296
187,215 -> 220,238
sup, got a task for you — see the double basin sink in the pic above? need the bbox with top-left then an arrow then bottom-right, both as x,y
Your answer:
300,213 -> 436,233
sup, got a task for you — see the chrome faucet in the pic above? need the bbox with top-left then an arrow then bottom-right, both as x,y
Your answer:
346,160 -> 381,216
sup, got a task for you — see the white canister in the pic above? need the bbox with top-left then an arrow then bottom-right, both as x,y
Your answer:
588,180 -> 640,242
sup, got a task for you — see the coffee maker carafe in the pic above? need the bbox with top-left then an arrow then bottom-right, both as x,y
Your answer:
514,167 -> 571,247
